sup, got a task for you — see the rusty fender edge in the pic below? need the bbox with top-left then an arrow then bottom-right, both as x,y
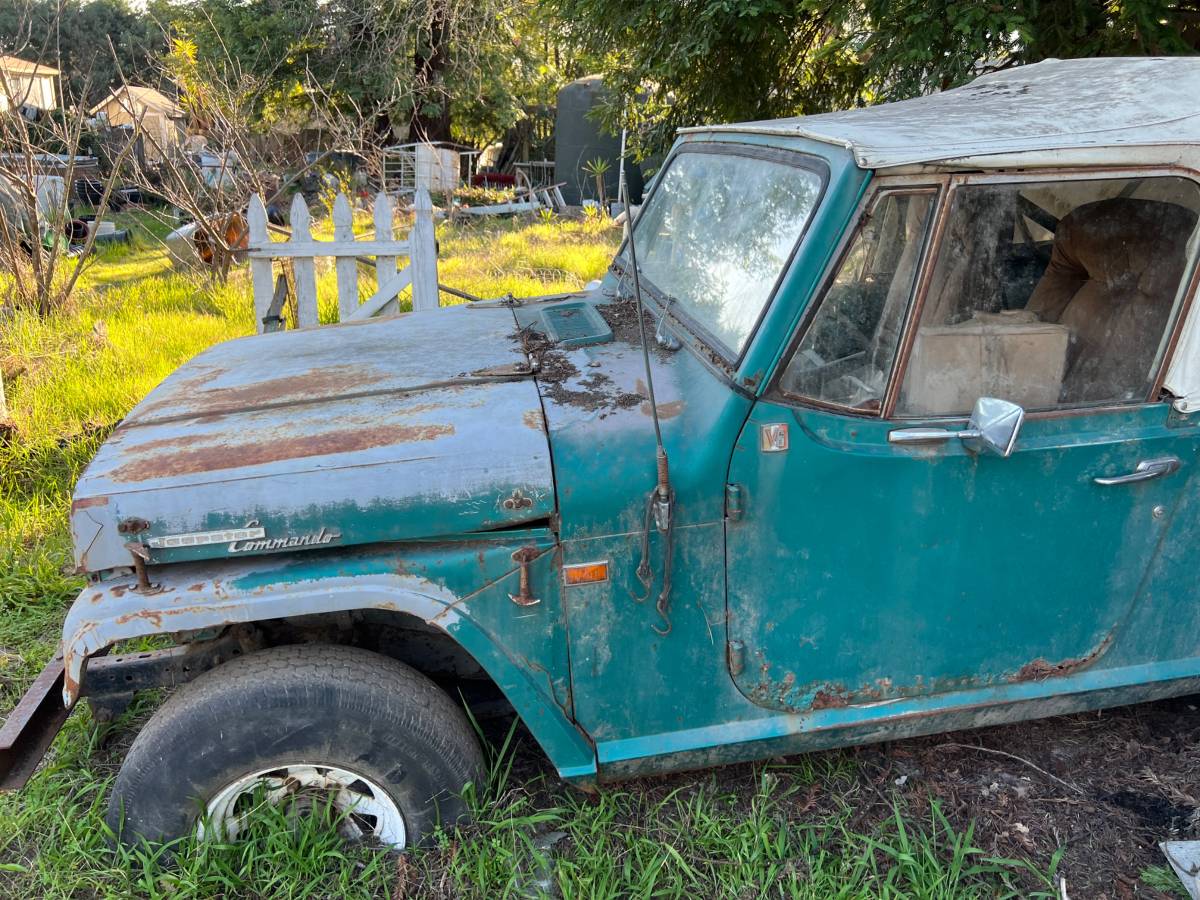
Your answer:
57,553 -> 597,782
0,653 -> 70,791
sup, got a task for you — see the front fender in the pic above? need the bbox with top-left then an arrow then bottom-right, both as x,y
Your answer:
62,537 -> 597,781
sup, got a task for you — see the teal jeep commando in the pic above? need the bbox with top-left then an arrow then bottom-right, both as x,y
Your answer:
7,56 -> 1200,849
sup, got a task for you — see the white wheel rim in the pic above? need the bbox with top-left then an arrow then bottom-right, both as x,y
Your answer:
197,763 -> 407,848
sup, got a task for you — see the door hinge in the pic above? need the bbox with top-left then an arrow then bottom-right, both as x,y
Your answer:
725,483 -> 744,521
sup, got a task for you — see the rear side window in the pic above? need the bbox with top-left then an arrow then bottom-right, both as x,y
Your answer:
897,176 -> 1200,416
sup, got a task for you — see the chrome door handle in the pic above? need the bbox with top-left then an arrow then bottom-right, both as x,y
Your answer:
887,427 -> 959,445
1094,456 -> 1181,486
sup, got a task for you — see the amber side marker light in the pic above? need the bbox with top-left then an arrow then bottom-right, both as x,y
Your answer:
563,561 -> 610,586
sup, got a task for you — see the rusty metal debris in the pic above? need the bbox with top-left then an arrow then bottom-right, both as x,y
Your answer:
0,653 -> 69,791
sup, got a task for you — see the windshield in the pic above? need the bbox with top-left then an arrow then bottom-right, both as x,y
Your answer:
624,148 -> 823,356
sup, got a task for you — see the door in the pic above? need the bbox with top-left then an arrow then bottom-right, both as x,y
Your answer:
726,174 -> 1200,712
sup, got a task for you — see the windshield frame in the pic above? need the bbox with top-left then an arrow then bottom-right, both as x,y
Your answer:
615,142 -> 830,369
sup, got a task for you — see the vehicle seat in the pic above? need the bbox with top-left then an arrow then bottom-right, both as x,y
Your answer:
1026,197 -> 1197,404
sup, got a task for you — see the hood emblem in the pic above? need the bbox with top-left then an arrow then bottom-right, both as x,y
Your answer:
147,524 -> 266,549
228,520 -> 342,553
502,489 -> 534,511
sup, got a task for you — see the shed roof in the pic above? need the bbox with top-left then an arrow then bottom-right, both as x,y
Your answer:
90,85 -> 183,118
680,57 -> 1200,170
0,54 -> 59,76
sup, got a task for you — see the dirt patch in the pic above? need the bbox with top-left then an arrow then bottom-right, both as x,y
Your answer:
598,295 -> 736,374
512,324 -> 643,415
541,368 -> 641,415
833,699 -> 1200,898
487,694 -> 1200,899
595,296 -> 672,360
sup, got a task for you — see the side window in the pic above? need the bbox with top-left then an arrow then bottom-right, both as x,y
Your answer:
897,176 -> 1200,417
780,191 -> 935,411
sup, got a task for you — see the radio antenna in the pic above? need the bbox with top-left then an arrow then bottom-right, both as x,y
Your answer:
619,131 -> 675,635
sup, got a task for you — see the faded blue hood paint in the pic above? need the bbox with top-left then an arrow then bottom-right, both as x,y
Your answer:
71,306 -> 554,573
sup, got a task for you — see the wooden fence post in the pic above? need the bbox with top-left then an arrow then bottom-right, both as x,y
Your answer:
333,193 -> 358,321
245,190 -> 439,328
410,188 -> 438,311
289,194 -> 319,327
248,195 -> 274,333
374,192 -> 397,314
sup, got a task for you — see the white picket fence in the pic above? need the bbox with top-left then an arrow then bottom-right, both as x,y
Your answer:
247,188 -> 438,333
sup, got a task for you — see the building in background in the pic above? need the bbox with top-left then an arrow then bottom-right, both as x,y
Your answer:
90,85 -> 185,162
0,55 -> 60,114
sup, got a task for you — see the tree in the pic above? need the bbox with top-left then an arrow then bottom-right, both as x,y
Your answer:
547,0 -> 866,156
0,0 -> 165,106
166,0 -> 539,143
550,0 -> 1200,157
858,0 -> 1199,100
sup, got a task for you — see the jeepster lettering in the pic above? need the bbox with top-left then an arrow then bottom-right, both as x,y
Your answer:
228,526 -> 342,553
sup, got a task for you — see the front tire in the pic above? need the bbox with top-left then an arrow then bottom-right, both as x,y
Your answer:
106,643 -> 484,849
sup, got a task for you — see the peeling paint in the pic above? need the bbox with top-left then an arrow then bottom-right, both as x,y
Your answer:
68,307 -> 558,573
70,496 -> 108,511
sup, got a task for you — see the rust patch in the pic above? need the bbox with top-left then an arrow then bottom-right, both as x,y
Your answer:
470,362 -> 532,377
1012,636 -> 1115,682
635,380 -> 684,419
115,609 -> 163,629
777,671 -> 796,700
642,399 -> 684,419
71,496 -> 108,511
523,409 -> 545,432
1011,635 -> 1114,683
134,364 -> 381,420
811,686 -> 851,710
110,422 -> 454,482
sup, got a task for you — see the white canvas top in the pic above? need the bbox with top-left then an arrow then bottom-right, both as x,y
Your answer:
681,57 -> 1200,170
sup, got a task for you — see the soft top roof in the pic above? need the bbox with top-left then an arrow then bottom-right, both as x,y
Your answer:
680,57 -> 1200,170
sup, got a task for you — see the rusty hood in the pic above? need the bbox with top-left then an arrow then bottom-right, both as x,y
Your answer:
70,307 -> 553,573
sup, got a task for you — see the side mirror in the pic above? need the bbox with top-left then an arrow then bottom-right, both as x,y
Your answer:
887,396 -> 1024,457
961,397 -> 1024,457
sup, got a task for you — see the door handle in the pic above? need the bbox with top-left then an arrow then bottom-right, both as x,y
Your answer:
1094,456 -> 1181,486
887,428 -> 958,445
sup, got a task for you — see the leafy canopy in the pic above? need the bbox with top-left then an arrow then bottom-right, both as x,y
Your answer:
550,0 -> 1200,155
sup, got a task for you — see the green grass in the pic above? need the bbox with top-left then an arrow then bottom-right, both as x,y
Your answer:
1,209 -> 1063,897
